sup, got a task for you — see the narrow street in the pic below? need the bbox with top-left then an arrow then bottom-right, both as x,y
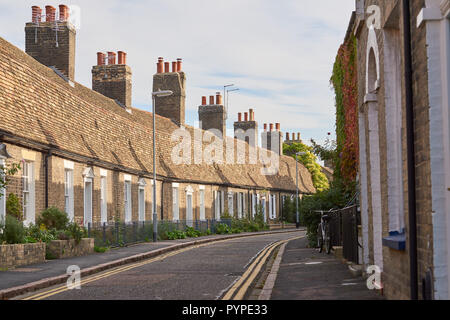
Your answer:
16,232 -> 305,300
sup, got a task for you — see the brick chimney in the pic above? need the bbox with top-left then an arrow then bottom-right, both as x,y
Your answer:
261,123 -> 283,156
92,51 -> 132,109
153,57 -> 186,126
233,108 -> 259,147
198,93 -> 227,138
25,5 -> 76,81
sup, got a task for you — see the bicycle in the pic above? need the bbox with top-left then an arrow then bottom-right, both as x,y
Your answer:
316,209 -> 333,254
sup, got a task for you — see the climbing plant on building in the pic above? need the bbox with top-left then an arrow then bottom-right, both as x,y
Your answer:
330,35 -> 358,192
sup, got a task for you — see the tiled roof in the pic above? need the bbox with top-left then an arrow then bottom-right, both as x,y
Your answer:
0,36 -> 315,193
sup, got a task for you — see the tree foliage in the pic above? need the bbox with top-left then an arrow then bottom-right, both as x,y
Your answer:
283,142 -> 329,192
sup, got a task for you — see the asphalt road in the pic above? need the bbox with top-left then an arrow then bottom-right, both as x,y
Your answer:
18,231 -> 305,300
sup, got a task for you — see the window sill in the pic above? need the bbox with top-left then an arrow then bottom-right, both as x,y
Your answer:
382,231 -> 406,251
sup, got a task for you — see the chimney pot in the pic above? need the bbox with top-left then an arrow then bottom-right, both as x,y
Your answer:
216,92 -> 223,105
157,57 -> 163,74
264,124 -> 267,132
286,133 -> 290,140
59,5 -> 69,21
244,112 -> 248,121
32,6 -> 42,23
107,52 -> 116,65
177,58 -> 182,72
270,123 -> 274,132
118,51 -> 127,65
164,62 -> 170,73
297,133 -> 301,141
45,6 -> 56,22
276,123 -> 280,131
209,96 -> 215,105
172,61 -> 177,72
238,113 -> 242,122
202,96 -> 207,105
97,52 -> 105,66
249,109 -> 254,121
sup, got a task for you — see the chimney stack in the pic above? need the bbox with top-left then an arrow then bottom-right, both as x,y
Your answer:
92,51 -> 132,109
199,93 -> 227,138
233,108 -> 258,147
262,121 -> 283,156
153,57 -> 186,126
26,4 -> 77,81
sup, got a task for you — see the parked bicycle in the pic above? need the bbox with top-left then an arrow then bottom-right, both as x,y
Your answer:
315,209 -> 334,254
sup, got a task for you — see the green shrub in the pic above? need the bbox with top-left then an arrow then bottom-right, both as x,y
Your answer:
185,227 -> 201,238
215,223 -> 232,235
94,246 -> 109,253
0,215 -> 25,244
37,207 -> 69,231
166,230 -> 187,240
66,222 -> 87,245
24,224 -> 57,243
6,193 -> 22,221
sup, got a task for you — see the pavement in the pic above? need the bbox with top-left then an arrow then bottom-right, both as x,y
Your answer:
269,237 -> 383,300
0,229 -> 299,299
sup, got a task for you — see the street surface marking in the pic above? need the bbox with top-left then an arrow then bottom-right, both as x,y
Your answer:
222,234 -> 305,300
21,232 -> 303,300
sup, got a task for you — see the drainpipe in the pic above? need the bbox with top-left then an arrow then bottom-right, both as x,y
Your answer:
403,0 -> 418,300
160,180 -> 164,221
44,150 -> 52,208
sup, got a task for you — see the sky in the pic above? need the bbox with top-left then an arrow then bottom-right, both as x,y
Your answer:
0,0 -> 355,148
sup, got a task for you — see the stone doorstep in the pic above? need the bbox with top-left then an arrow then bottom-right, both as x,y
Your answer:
0,229 -> 301,300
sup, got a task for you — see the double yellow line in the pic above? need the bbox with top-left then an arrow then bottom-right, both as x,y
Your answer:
222,235 -> 304,300
23,240 -> 228,300
22,233 -> 303,301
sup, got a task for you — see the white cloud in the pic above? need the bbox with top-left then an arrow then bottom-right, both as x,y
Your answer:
0,0 -> 354,145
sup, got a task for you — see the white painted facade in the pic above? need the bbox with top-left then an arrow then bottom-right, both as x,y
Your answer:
417,0 -> 450,300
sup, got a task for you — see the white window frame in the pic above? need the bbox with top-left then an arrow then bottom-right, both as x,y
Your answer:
138,178 -> 146,222
261,196 -> 267,223
22,161 -> 35,226
100,170 -> 108,224
172,183 -> 179,221
83,167 -> 94,227
228,192 -> 234,216
199,186 -> 206,221
272,194 -> 277,219
214,190 -> 221,221
186,186 -> 194,227
64,168 -> 74,222
124,176 -> 132,223
237,193 -> 243,219
0,158 -> 6,224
